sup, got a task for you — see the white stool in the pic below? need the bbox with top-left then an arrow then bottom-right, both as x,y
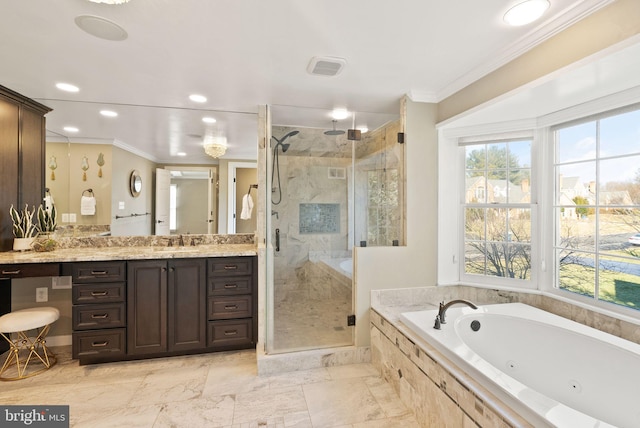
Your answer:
0,307 -> 60,381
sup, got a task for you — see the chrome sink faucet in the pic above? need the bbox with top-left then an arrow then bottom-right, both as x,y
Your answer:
433,299 -> 478,329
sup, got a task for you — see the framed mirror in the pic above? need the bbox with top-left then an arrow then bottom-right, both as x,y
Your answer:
130,170 -> 142,197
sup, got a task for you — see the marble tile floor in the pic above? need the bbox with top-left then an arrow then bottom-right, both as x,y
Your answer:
0,346 -> 420,428
273,296 -> 353,351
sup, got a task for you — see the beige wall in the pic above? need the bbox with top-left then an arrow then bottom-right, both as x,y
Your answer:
174,177 -> 209,234
438,0 -> 640,123
110,146 -> 155,236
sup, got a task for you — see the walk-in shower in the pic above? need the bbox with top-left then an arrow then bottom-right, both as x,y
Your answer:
271,130 -> 298,205
266,106 -> 404,355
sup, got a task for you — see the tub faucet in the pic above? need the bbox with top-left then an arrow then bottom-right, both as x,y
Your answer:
434,299 -> 478,329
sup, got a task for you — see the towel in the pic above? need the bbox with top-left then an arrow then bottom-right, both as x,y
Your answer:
44,195 -> 55,213
81,196 -> 96,215
240,194 -> 253,220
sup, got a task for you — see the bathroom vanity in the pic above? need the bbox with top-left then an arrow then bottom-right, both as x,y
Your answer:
0,237 -> 257,364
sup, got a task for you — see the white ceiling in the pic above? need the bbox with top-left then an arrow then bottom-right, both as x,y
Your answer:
0,0 -> 614,163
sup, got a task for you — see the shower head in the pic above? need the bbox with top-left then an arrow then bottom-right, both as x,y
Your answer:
324,120 -> 345,136
272,130 -> 299,152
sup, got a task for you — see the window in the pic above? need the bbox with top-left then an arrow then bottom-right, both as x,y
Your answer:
462,139 -> 532,280
554,107 -> 640,311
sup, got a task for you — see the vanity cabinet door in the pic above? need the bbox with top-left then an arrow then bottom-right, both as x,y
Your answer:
167,258 -> 206,352
127,260 -> 167,355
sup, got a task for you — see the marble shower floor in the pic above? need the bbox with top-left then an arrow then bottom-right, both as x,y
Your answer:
0,346 -> 419,428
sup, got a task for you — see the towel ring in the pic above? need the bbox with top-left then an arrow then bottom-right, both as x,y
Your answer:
82,189 -> 94,196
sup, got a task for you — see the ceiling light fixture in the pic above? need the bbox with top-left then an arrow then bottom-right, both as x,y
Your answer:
204,136 -> 227,159
357,126 -> 369,134
56,83 -> 80,93
87,0 -> 131,4
100,110 -> 118,117
202,117 -> 216,124
331,108 -> 350,120
189,94 -> 207,103
503,0 -> 550,26
63,126 -> 79,133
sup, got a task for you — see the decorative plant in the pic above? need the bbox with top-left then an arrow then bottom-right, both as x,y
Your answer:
9,204 -> 38,238
37,203 -> 57,234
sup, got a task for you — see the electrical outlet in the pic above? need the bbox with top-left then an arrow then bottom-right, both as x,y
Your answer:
36,287 -> 48,303
69,213 -> 77,223
61,213 -> 69,222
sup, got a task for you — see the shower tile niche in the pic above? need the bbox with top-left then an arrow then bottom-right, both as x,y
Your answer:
299,203 -> 340,234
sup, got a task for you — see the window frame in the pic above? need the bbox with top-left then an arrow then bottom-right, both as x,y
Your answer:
458,135 -> 538,289
549,103 -> 640,316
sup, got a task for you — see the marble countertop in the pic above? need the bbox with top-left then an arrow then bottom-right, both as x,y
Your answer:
0,243 -> 257,264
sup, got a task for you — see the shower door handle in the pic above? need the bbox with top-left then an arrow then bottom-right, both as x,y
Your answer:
275,228 -> 280,252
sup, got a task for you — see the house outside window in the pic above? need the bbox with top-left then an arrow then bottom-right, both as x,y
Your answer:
554,106 -> 640,311
462,139 -> 533,281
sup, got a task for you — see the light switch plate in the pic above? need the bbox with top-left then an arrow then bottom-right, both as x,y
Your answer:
61,213 -> 69,222
36,287 -> 48,303
69,213 -> 77,223
52,276 -> 72,290
119,201 -> 125,209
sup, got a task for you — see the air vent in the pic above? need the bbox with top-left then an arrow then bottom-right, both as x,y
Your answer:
307,56 -> 347,76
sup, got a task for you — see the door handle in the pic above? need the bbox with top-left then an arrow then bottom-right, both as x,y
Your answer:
156,219 -> 164,224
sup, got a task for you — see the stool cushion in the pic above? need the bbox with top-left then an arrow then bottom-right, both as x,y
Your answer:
0,307 -> 60,333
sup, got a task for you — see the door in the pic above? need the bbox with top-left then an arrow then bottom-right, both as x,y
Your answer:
127,260 -> 167,355
167,258 -> 206,352
155,168 -> 171,235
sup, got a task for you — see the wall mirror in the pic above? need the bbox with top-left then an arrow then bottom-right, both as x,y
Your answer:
129,170 -> 142,197
44,102 -> 258,237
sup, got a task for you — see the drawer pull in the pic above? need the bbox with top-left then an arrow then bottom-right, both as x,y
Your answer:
224,305 -> 239,310
1,270 -> 21,275
224,284 -> 238,289
223,265 -> 238,270
91,341 -> 109,347
91,313 -> 109,319
90,291 -> 108,296
90,270 -> 108,275
224,330 -> 238,336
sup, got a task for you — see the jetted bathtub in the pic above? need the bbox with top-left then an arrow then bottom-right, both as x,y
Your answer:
399,303 -> 640,428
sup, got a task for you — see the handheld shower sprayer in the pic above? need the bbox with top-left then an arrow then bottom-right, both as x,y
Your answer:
271,130 -> 299,205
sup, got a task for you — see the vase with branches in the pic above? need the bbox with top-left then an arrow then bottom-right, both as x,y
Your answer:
9,204 -> 38,250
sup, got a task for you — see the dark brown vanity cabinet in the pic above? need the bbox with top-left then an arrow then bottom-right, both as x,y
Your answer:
0,85 -> 51,252
127,258 -> 207,356
207,257 -> 257,349
66,261 -> 127,362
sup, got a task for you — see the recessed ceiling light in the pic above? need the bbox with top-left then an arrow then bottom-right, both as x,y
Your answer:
503,0 -> 550,26
189,94 -> 207,103
202,117 -> 216,124
357,126 -> 369,133
75,15 -> 128,41
56,83 -> 80,93
176,152 -> 186,157
63,126 -> 79,133
87,0 -> 131,4
331,108 -> 350,120
100,110 -> 118,117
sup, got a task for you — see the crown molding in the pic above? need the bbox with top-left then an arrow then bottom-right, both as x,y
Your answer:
436,0 -> 615,102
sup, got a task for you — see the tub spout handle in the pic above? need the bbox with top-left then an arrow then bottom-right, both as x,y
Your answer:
433,315 -> 441,330
438,299 -> 478,325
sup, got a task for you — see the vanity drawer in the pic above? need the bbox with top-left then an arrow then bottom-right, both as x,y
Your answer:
207,319 -> 253,347
73,328 -> 126,358
72,282 -> 125,304
208,295 -> 252,319
73,303 -> 126,330
64,261 -> 126,283
208,257 -> 253,277
0,263 -> 60,279
208,277 -> 252,296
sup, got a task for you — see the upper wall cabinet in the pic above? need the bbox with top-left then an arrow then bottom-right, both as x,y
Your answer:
0,85 -> 51,251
